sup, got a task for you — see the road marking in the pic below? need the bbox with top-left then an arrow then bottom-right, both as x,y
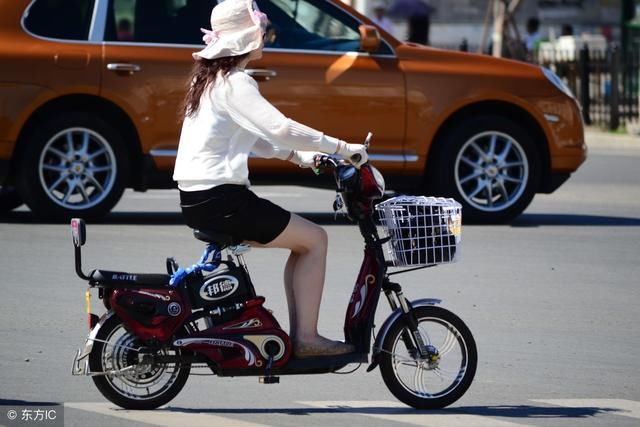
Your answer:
298,401 -> 530,426
64,402 -> 269,427
532,399 -> 640,419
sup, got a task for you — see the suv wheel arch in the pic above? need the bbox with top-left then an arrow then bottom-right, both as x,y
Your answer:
425,102 -> 549,222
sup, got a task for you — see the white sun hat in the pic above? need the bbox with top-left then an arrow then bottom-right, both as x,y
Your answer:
193,0 -> 268,61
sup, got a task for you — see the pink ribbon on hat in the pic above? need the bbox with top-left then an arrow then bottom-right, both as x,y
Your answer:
253,10 -> 268,33
200,28 -> 220,45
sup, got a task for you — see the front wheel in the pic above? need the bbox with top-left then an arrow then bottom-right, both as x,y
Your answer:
379,305 -> 477,409
431,115 -> 540,223
88,315 -> 190,409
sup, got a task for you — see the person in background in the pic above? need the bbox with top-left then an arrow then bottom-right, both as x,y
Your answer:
174,0 -> 368,358
117,18 -> 134,41
387,0 -> 434,45
371,1 -> 395,37
561,23 -> 574,37
525,17 -> 541,52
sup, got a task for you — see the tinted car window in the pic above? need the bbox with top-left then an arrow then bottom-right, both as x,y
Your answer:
24,0 -> 96,41
105,0 -> 217,44
256,0 -> 392,54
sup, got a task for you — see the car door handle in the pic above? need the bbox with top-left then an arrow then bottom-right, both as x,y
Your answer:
106,63 -> 142,74
245,69 -> 277,81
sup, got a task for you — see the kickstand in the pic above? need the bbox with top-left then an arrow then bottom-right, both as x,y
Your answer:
259,356 -> 279,384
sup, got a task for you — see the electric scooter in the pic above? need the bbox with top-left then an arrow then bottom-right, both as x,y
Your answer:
71,136 -> 477,410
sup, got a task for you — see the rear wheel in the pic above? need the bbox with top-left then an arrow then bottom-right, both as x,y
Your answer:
379,305 -> 477,409
89,315 -> 190,410
17,112 -> 129,220
431,115 -> 540,223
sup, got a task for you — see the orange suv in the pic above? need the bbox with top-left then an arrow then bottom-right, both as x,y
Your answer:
0,0 -> 586,222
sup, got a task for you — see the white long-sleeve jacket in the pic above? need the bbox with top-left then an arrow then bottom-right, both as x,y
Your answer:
173,69 -> 343,191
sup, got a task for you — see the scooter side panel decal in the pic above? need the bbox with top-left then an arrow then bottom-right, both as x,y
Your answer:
173,338 -> 257,366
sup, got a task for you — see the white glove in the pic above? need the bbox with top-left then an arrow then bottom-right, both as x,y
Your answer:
290,151 -> 322,170
336,142 -> 368,168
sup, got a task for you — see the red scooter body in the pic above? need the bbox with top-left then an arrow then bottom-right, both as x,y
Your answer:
344,246 -> 383,351
110,287 -> 191,342
172,297 -> 292,370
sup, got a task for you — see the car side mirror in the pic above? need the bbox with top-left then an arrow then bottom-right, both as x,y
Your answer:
71,218 -> 86,247
359,25 -> 381,53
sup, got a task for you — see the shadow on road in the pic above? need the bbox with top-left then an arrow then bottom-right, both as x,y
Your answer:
0,399 -> 61,406
512,213 -> 640,227
164,403 -> 620,419
3,211 -> 640,227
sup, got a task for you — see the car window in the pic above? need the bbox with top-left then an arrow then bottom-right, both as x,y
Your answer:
256,0 -> 392,54
24,0 -> 96,41
105,0 -> 217,44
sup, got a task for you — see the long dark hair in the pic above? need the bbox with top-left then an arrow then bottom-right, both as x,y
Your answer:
182,54 -> 249,119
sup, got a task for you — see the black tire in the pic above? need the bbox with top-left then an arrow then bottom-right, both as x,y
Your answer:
89,315 -> 190,410
16,112 -> 129,220
431,115 -> 540,223
0,189 -> 23,212
379,305 -> 477,409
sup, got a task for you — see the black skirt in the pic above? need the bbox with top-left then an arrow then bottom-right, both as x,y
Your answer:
179,184 -> 291,244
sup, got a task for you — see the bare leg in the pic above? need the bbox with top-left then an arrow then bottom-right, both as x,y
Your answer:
251,213 -> 353,356
264,213 -> 326,342
283,252 -> 298,338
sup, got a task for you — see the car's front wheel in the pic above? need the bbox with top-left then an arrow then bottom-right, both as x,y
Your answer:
431,115 -> 540,223
17,113 -> 129,220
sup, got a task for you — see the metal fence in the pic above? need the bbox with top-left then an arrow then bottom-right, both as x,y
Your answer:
537,45 -> 640,130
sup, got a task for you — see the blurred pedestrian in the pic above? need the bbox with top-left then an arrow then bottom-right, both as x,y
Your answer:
117,18 -> 134,41
524,17 -> 541,52
561,23 -> 574,37
371,1 -> 395,37
387,0 -> 435,45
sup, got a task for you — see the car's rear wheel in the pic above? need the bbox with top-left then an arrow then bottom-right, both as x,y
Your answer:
431,115 -> 540,223
17,113 -> 129,220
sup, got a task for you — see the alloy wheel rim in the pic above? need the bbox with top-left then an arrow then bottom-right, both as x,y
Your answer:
38,127 -> 117,210
454,131 -> 528,212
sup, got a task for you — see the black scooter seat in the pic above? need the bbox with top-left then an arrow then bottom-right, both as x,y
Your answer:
89,269 -> 170,288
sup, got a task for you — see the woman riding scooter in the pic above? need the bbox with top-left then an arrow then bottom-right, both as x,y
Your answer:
173,0 -> 368,358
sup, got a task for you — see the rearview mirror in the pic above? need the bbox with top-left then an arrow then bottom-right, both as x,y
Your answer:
71,218 -> 86,247
359,25 -> 381,53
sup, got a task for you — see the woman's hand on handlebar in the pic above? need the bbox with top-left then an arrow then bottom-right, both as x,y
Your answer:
291,150 -> 324,171
336,142 -> 368,168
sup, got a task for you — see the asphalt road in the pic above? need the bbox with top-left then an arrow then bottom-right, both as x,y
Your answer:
1,138 -> 639,427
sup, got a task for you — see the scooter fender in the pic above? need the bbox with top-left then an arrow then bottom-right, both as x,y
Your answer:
71,310 -> 116,376
366,298 -> 441,373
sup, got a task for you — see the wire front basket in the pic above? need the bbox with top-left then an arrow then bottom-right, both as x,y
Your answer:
375,196 -> 462,267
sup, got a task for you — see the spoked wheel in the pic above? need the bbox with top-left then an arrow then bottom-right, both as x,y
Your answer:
89,315 -> 190,409
379,305 -> 477,409
431,115 -> 539,223
17,112 -> 129,220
